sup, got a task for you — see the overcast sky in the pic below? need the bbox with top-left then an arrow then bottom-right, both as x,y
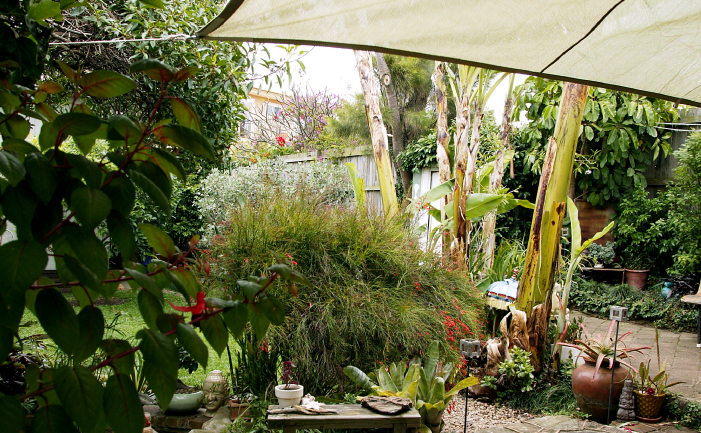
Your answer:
254,45 -> 528,124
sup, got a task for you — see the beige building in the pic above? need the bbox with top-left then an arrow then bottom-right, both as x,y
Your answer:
240,88 -> 288,141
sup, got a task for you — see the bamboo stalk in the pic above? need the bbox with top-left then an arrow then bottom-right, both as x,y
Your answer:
354,50 -> 399,219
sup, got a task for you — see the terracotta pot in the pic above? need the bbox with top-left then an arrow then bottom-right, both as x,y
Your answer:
571,360 -> 630,423
625,269 -> 650,290
229,401 -> 250,421
634,391 -> 666,421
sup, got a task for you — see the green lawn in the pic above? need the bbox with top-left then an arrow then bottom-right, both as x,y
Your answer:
19,287 -> 238,387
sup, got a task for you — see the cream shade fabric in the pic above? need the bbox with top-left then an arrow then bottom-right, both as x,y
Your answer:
198,0 -> 701,106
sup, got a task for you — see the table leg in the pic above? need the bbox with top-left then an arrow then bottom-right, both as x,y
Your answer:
393,423 -> 407,433
283,426 -> 296,433
697,307 -> 701,348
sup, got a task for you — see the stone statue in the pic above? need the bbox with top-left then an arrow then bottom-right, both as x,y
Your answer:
617,379 -> 636,421
203,370 -> 230,417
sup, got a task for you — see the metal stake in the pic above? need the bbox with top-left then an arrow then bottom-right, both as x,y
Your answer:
463,361 -> 470,433
607,320 -> 620,425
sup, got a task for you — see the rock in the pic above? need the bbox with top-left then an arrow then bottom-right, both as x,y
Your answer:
140,393 -> 157,406
442,395 -> 532,433
360,396 -> 413,414
200,407 -> 231,432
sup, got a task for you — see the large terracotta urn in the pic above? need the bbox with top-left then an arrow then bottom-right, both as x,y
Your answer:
571,360 -> 630,423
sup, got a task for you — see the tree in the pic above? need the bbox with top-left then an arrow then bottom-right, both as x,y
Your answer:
0,3 -> 309,432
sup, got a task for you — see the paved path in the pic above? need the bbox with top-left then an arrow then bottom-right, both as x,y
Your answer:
576,312 -> 701,401
475,415 -> 696,433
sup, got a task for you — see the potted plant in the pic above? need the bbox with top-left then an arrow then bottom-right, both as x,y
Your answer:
274,361 -> 303,407
159,344 -> 204,414
630,327 -> 684,422
558,320 -> 650,423
623,250 -> 652,290
587,242 -> 617,268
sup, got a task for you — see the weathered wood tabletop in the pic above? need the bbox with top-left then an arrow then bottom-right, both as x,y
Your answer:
681,292 -> 701,347
266,404 -> 421,433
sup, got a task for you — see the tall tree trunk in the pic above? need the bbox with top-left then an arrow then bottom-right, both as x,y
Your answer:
516,82 -> 589,317
375,52 -> 412,199
433,61 -> 452,253
452,77 -> 472,265
482,83 -> 515,269
354,50 -> 399,219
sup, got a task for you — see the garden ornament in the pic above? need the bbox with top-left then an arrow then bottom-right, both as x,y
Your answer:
485,268 -> 519,310
607,306 -> 628,424
616,379 -> 635,421
459,339 -> 481,433
203,370 -> 230,417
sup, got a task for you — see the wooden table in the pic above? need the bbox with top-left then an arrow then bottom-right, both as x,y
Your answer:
681,292 -> 701,348
267,404 -> 421,433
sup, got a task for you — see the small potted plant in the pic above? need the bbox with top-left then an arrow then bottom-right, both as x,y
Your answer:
631,327 -> 684,422
558,320 -> 650,423
274,361 -> 303,407
587,242 -> 617,268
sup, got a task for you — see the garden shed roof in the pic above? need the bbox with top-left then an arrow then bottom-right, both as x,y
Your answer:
198,0 -> 701,106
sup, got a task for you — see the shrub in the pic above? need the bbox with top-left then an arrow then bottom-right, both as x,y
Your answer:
667,132 -> 701,275
197,159 -> 353,234
569,278 -> 697,332
203,191 -> 483,395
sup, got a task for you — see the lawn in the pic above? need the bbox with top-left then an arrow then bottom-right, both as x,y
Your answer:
18,286 -> 238,387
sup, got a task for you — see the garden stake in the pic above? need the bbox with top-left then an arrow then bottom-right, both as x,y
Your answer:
607,306 -> 628,424
459,339 -> 480,433
464,360 -> 470,433
226,343 -> 236,391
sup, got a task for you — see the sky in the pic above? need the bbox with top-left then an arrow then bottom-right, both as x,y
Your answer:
254,45 -> 528,124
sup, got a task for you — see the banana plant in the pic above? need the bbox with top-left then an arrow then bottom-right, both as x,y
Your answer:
344,341 -> 478,433
556,197 -> 614,346
346,162 -> 366,210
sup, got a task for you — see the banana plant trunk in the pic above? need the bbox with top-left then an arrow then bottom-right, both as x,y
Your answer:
355,50 -> 399,219
433,62 -> 453,253
376,52 -> 412,199
516,82 -> 589,372
482,78 -> 515,269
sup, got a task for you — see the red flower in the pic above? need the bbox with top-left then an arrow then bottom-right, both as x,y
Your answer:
169,292 -> 206,315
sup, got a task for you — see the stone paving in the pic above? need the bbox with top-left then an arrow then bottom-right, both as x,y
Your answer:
474,415 -> 697,433
577,312 -> 701,401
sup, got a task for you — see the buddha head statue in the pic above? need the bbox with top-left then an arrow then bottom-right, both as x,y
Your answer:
202,370 -> 230,417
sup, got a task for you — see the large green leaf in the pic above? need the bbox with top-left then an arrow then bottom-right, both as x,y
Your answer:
107,115 -> 142,143
64,225 -> 109,279
99,340 -> 134,375
63,255 -> 103,295
0,239 -> 48,291
30,405 -> 77,433
130,59 -> 174,82
160,125 -> 215,160
138,289 -> 163,331
35,288 -> 79,355
102,173 -> 135,215
71,187 -> 112,230
1,182 -> 39,237
343,366 -> 375,392
54,366 -> 105,432
27,0 -> 61,26
24,152 -> 57,205
200,314 -> 228,356
463,193 -> 504,220
151,147 -> 186,182
176,323 -> 208,370
0,150 -> 26,186
247,302 -> 270,340
222,300 -> 248,339
567,197 -> 582,258
1,114 -> 31,139
106,210 -> 136,260
128,163 -> 171,217
53,112 -> 102,136
65,154 -> 103,189
1,138 -> 40,155
137,329 -> 178,409
38,122 -> 63,151
170,98 -> 202,132
103,374 -> 143,433
126,269 -> 163,302
79,71 -> 136,98
0,395 -> 26,433
137,0 -> 165,8
0,324 -> 14,362
423,179 -> 454,203
73,306 -> 105,364
259,294 -> 285,326
138,223 -> 175,258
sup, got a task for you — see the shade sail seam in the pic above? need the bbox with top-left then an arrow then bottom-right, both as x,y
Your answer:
540,0 -> 627,74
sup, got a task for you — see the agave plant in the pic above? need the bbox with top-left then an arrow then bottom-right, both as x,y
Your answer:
344,341 -> 478,433
557,319 -> 650,378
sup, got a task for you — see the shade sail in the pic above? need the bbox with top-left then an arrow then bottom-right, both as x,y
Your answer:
198,0 -> 701,106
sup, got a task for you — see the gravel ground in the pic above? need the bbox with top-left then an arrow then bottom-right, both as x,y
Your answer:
442,396 -> 533,433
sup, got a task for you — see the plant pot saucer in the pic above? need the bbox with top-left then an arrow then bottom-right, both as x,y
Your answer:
635,415 -> 663,423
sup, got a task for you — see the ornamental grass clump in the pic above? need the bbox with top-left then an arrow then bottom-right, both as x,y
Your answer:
203,189 -> 482,395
